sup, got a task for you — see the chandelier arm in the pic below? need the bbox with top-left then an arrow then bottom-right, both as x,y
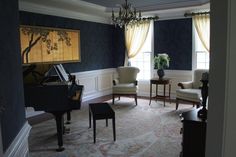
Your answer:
111,0 -> 159,28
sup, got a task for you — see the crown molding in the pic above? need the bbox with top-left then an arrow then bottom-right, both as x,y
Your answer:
137,0 -> 209,12
71,0 -> 107,12
19,0 -> 210,24
19,1 -> 110,24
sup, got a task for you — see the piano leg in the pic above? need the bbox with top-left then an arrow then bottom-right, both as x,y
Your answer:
53,112 -> 65,152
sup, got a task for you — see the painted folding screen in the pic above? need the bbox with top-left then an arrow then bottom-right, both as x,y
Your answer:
19,25 -> 81,64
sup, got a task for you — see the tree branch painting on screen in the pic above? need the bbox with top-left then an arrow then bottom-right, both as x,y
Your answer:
20,25 -> 81,64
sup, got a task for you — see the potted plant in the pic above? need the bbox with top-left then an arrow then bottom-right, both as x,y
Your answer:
154,53 -> 170,79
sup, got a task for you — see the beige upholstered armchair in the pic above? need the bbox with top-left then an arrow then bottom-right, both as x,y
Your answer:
176,69 -> 209,110
112,66 -> 140,105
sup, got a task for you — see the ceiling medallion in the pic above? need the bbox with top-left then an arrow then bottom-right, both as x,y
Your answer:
111,0 -> 159,28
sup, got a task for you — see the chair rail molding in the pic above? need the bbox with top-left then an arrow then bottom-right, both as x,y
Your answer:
3,122 -> 31,157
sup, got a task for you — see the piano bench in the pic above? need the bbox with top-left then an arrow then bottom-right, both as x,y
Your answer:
89,103 -> 116,143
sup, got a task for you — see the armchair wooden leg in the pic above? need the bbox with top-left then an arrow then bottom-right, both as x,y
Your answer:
176,99 -> 179,110
196,103 -> 200,108
112,94 -> 115,105
135,95 -> 138,106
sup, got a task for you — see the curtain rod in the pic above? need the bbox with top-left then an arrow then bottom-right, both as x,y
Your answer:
184,11 -> 210,17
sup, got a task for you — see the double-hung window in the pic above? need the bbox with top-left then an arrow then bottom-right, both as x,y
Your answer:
193,14 -> 210,70
130,22 -> 153,80
194,27 -> 209,69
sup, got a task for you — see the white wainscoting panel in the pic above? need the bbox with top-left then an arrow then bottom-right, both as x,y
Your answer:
73,68 -> 116,101
98,74 -> 113,91
25,69 -> 192,118
4,122 -> 31,157
79,77 -> 97,95
73,68 -> 192,101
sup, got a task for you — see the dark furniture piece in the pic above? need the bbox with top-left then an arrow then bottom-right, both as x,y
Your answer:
149,78 -> 171,106
89,103 -> 116,143
24,83 -> 83,151
180,108 -> 207,157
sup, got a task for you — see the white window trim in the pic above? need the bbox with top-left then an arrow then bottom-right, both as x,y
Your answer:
192,21 -> 197,70
151,21 -> 155,79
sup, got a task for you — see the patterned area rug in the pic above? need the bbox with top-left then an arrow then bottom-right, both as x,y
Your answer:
28,98 -> 193,157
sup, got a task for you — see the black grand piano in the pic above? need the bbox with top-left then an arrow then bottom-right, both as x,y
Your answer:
24,64 -> 83,151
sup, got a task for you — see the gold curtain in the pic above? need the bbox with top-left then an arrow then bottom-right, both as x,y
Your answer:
193,14 -> 210,52
124,21 -> 150,65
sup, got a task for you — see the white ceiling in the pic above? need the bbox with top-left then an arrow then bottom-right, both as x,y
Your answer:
19,0 -> 210,24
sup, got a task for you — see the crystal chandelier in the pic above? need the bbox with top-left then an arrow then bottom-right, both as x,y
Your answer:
112,0 -> 159,28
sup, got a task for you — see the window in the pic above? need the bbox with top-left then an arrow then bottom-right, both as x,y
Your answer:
130,22 -> 153,80
193,23 -> 210,69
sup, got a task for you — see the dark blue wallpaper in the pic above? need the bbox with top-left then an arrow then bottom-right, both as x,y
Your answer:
0,0 -> 26,151
112,27 -> 126,67
19,11 -> 125,72
20,12 -> 192,71
154,18 -> 192,70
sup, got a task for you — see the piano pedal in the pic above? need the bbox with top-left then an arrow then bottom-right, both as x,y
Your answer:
56,146 -> 65,152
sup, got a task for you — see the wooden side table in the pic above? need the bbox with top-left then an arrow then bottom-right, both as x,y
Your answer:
149,78 -> 171,106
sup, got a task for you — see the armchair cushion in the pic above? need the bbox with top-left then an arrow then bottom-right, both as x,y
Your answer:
113,83 -> 137,94
176,89 -> 201,102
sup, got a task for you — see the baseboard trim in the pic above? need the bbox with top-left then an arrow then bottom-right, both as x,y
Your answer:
4,122 -> 31,157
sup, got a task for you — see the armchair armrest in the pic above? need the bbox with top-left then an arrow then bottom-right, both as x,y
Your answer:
178,81 -> 193,89
113,79 -> 119,85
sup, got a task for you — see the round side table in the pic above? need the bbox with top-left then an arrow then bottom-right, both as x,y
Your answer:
149,78 -> 171,106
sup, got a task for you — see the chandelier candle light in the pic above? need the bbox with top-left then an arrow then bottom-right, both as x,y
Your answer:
112,0 -> 159,28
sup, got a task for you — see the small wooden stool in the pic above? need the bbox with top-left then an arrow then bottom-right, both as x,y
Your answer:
89,103 -> 116,143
